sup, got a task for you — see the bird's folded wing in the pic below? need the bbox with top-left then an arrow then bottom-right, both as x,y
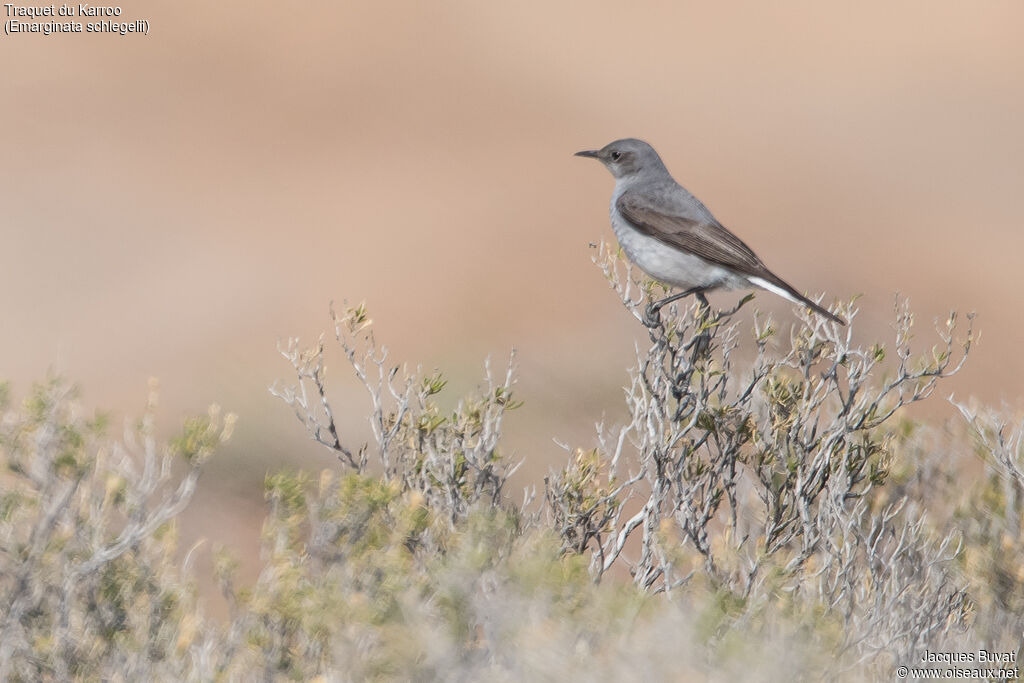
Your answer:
617,189 -> 846,325
616,190 -> 769,279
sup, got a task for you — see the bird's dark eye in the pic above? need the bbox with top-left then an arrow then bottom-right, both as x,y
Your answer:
610,151 -> 621,161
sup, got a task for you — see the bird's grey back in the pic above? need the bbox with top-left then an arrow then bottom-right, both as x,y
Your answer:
614,162 -> 720,229
633,178 -> 719,226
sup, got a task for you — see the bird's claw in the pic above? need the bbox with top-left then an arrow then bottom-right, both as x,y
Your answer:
643,303 -> 662,328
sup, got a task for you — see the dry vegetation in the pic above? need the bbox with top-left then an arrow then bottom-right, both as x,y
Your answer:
2,248 -> 1021,681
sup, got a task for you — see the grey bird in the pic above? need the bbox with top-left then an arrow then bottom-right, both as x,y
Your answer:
576,138 -> 846,326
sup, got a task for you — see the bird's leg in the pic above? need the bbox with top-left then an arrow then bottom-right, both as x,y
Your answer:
695,291 -> 711,318
691,291 -> 713,359
643,287 -> 707,328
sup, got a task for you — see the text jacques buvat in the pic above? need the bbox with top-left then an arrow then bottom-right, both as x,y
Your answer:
4,4 -> 149,35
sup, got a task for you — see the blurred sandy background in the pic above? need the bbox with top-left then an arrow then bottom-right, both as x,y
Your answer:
3,1 -> 1023,583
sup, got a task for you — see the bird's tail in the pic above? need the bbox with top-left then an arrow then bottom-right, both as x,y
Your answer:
747,274 -> 847,326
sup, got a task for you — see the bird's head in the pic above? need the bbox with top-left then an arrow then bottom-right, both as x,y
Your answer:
574,138 -> 666,180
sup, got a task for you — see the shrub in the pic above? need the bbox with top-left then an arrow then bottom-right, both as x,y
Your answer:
5,246 -> 1021,682
0,378 -> 233,681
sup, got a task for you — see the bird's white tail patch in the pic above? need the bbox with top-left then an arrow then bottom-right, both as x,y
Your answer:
748,276 -> 804,306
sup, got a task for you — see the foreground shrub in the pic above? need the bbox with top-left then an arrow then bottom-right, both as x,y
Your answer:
4,248 -> 1022,681
542,246 -> 975,670
0,378 -> 234,680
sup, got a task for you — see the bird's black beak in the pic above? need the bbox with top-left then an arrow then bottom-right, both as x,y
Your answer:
574,149 -> 601,159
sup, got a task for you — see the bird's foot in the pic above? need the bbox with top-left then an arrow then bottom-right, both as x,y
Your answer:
643,302 -> 663,328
